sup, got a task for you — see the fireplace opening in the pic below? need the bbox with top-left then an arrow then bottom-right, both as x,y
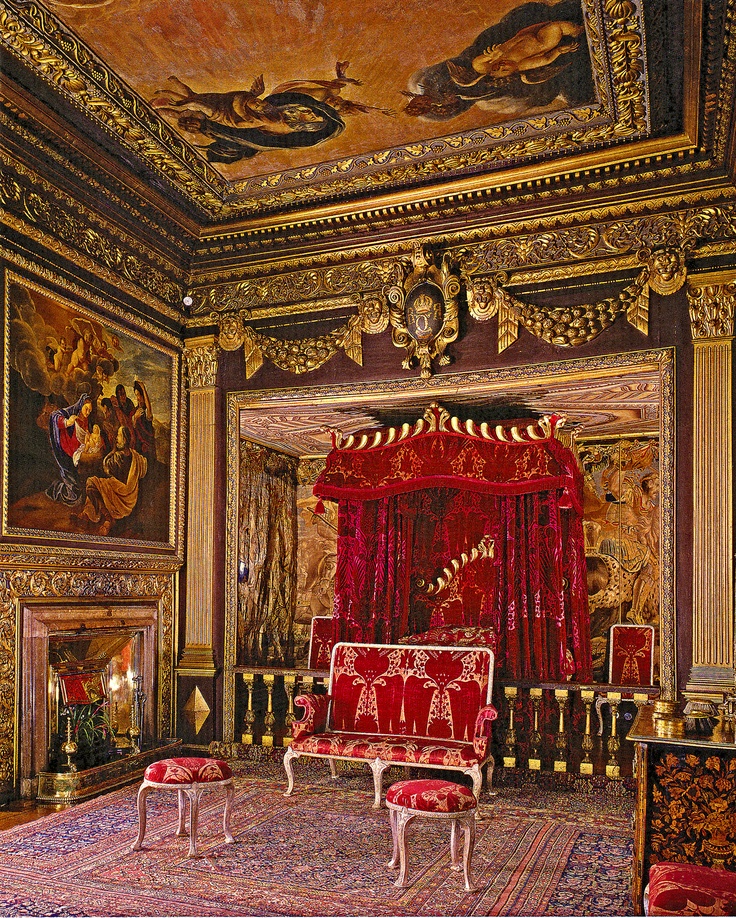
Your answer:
47,628 -> 146,772
20,601 -> 159,796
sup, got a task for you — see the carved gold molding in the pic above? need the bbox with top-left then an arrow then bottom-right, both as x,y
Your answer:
0,153 -> 185,314
386,246 -> 460,379
183,340 -> 219,390
189,202 -> 736,315
686,277 -> 735,694
0,0 -> 651,217
206,245 -> 686,377
688,281 -> 736,340
469,247 -> 687,352
0,568 -> 175,787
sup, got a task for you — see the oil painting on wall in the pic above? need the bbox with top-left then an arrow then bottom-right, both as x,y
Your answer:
579,436 -> 660,683
4,276 -> 177,547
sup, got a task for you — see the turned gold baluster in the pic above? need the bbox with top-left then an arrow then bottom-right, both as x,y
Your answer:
503,686 -> 518,768
554,688 -> 569,773
606,691 -> 622,778
580,689 -> 595,775
262,674 -> 276,747
242,672 -> 255,745
528,688 -> 543,771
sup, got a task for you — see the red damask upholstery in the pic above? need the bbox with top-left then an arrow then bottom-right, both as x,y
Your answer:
645,862 -> 736,916
143,757 -> 232,785
609,623 -> 655,685
386,779 -> 477,813
308,615 -> 334,671
400,626 -> 497,652
284,642 -> 496,808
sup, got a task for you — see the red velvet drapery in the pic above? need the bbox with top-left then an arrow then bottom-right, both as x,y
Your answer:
314,406 -> 592,681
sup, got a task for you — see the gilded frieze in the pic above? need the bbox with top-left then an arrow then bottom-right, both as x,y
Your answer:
0,568 -> 176,787
0,155 -> 185,314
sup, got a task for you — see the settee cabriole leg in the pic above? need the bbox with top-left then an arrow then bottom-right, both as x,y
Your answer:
176,788 -> 187,836
486,755 -> 497,796
283,746 -> 299,796
223,781 -> 235,844
328,757 -> 339,780
464,765 -> 483,816
369,757 -> 388,808
131,782 -> 150,851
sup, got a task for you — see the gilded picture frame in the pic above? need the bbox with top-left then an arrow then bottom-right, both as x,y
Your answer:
2,271 -> 181,553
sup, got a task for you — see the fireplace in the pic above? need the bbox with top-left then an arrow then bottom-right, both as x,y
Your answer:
20,600 -> 158,796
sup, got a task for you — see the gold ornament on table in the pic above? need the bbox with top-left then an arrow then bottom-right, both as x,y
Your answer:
61,714 -> 78,773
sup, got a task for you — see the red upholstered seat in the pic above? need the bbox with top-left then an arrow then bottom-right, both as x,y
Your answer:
143,757 -> 232,785
386,779 -> 476,813
293,732 -> 487,769
646,862 -> 736,916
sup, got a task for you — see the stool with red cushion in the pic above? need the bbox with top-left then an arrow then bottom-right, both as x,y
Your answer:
645,862 -> 736,916
131,757 -> 235,858
385,778 -> 479,891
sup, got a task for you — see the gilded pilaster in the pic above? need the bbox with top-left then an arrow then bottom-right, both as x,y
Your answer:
686,278 -> 735,697
181,336 -> 220,668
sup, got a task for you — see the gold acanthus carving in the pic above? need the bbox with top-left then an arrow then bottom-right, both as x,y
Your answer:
212,246 -> 686,376
687,282 -> 736,339
0,155 -> 184,311
184,343 -> 220,389
190,203 -> 736,307
0,104 -> 192,257
0,3 -> 225,215
216,294 -> 388,379
0,569 -> 175,786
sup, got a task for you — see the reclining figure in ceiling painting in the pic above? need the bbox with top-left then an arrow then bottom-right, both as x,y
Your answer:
151,62 -> 393,164
402,0 -> 593,122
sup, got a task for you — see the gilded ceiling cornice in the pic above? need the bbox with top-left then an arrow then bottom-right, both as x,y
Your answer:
188,200 -> 736,316
0,0 -> 652,219
0,93 -> 196,256
194,158 -> 724,261
0,1 -> 227,213
0,152 -> 186,318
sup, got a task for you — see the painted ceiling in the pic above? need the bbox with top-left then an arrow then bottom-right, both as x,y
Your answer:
2,0 -> 665,217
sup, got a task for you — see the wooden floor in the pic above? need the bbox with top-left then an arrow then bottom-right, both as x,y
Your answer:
0,800 -> 64,830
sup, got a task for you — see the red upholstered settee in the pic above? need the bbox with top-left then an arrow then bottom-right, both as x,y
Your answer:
645,862 -> 736,916
284,642 -> 497,808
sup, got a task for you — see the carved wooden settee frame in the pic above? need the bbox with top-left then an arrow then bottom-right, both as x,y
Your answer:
283,641 -> 497,807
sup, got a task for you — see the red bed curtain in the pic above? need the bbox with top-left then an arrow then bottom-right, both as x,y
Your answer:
314,406 -> 592,682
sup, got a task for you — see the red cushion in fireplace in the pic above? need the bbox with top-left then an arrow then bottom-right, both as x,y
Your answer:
646,862 -> 736,916
143,757 -> 232,785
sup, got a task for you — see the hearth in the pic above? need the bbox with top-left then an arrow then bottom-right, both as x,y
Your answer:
20,600 -> 159,799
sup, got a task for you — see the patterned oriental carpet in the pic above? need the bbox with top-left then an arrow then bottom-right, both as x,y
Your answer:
0,761 -> 635,917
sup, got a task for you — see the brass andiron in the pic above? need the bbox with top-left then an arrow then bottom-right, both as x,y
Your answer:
61,714 -> 78,773
111,700 -> 132,749
129,675 -> 147,754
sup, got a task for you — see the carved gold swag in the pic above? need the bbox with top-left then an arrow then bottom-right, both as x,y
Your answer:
210,246 -> 688,378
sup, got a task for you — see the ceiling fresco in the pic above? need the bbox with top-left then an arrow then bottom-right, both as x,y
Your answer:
2,0 -> 654,215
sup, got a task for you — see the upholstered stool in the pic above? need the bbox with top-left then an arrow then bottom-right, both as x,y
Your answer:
131,757 -> 235,858
644,862 -> 736,916
385,779 -> 479,891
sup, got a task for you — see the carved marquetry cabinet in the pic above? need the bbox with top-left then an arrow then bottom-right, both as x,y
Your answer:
628,708 -> 736,915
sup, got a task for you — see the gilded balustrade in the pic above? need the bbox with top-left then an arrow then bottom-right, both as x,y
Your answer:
225,670 -> 657,783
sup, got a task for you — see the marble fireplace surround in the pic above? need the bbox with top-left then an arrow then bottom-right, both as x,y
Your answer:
20,600 -> 157,794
